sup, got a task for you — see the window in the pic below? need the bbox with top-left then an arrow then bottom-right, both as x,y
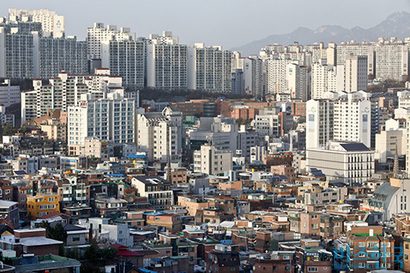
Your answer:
308,267 -> 318,272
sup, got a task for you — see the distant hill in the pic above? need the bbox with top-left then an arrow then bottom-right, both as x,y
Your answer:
231,11 -> 410,56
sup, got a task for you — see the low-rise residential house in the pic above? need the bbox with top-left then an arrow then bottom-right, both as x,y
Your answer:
13,228 -> 63,257
0,200 -> 19,228
206,250 -> 240,273
145,212 -> 183,233
50,222 -> 90,258
250,251 -> 296,273
131,176 -> 173,210
94,197 -> 128,218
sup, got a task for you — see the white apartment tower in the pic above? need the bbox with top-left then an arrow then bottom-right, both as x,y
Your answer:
306,99 -> 334,149
21,69 -> 123,123
67,92 -> 136,146
146,32 -> 187,90
8,9 -> 65,38
333,91 -> 372,148
265,57 -> 291,95
286,62 -> 308,100
135,107 -> 182,163
87,23 -> 136,60
374,39 -> 409,81
108,40 -> 145,89
187,43 -> 232,93
310,60 -> 337,99
344,54 -> 368,92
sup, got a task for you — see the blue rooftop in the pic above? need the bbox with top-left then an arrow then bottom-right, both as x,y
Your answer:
144,212 -> 163,216
220,239 -> 233,245
126,154 -> 147,159
340,143 -> 370,152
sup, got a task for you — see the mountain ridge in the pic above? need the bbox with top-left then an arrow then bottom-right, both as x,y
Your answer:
232,11 -> 410,56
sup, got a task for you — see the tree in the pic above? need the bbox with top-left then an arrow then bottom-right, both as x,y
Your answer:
0,122 -> 17,136
38,221 -> 67,243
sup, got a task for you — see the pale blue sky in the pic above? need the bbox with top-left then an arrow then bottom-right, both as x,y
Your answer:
1,0 -> 410,49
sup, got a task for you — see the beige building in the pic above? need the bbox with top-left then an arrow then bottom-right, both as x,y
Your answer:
193,145 -> 232,175
375,120 -> 405,163
68,137 -> 112,160
306,141 -> 375,183
26,109 -> 67,142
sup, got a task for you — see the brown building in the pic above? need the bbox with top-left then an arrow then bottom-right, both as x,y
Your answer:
271,165 -> 295,182
251,251 -> 296,273
403,237 -> 410,272
26,109 -> 68,142
145,213 -> 182,233
264,153 -> 293,167
292,102 -> 306,117
168,167 -> 188,184
13,228 -> 63,257
196,207 -> 234,224
230,105 -> 256,122
299,211 -> 321,238
170,100 -> 204,117
178,196 -> 210,217
346,226 -> 396,272
0,179 -> 12,201
218,181 -> 243,191
206,251 -> 240,273
295,240 -> 333,273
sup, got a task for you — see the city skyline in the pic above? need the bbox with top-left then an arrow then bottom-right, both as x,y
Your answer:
1,0 -> 410,49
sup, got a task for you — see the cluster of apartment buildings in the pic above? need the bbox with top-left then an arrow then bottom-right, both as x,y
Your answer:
5,6 -> 410,273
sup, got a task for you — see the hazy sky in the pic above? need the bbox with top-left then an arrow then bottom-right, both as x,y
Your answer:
1,0 -> 410,49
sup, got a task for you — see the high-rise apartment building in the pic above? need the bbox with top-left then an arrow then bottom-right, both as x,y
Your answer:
307,91 -> 373,149
39,36 -> 88,79
108,40 -> 145,89
187,43 -> 232,93
265,57 -> 291,95
286,62 -> 308,100
135,107 -> 182,163
87,22 -> 135,60
344,54 -> 368,92
21,69 -> 123,123
0,16 -> 86,79
67,92 -> 136,146
310,60 -> 337,99
336,41 -> 371,66
306,99 -> 334,149
8,9 -> 64,38
374,38 -> 409,81
146,32 -> 187,90
333,91 -> 372,148
0,26 -> 36,79
245,56 -> 264,98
